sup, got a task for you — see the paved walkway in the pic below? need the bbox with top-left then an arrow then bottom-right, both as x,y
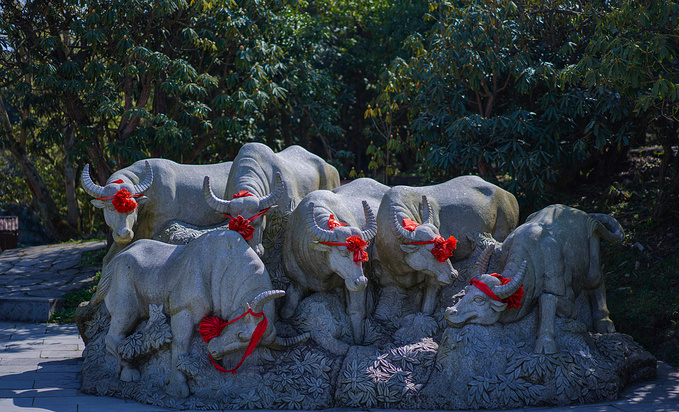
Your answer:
0,241 -> 106,322
0,242 -> 677,411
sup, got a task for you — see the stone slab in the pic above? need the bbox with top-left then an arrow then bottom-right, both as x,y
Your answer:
0,297 -> 63,323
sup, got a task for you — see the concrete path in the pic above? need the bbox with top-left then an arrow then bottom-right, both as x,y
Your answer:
0,241 -> 106,322
0,242 -> 677,411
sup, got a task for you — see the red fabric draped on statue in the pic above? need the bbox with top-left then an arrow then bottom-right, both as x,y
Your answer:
198,308 -> 268,373
401,218 -> 457,262
97,187 -> 144,214
318,235 -> 369,265
327,215 -> 347,229
232,191 -> 255,199
470,275 -> 524,309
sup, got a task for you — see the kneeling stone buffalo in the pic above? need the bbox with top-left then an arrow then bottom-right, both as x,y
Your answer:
91,230 -> 306,398
445,204 -> 624,354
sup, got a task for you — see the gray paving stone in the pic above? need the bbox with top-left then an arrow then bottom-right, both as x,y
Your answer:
0,387 -> 79,397
51,260 -> 81,271
0,398 -> 34,408
0,380 -> 34,390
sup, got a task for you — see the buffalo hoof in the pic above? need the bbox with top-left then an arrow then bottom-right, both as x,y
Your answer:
165,380 -> 190,398
594,318 -> 616,333
534,336 -> 557,355
120,367 -> 140,382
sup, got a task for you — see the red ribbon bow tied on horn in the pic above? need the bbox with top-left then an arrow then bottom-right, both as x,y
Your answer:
318,235 -> 369,265
223,206 -> 272,241
198,308 -> 268,373
431,236 -> 457,262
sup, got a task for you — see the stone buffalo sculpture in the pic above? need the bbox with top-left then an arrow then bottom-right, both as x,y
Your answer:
203,143 -> 340,257
445,204 -> 624,354
386,175 -> 519,261
91,230 -> 307,398
375,192 -> 459,314
281,185 -> 381,344
81,159 -> 232,266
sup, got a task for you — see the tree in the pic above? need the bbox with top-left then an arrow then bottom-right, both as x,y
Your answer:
565,0 -> 679,219
367,0 -> 636,204
0,0 -> 291,238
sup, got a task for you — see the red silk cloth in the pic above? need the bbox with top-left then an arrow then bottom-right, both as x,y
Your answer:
222,207 -> 272,241
402,218 -> 420,232
96,188 -> 144,213
470,274 -> 524,309
198,308 -> 268,374
327,215 -> 347,229
318,235 -> 369,265
232,190 -> 255,199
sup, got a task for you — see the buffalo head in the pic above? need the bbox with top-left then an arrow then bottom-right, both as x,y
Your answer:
203,173 -> 285,256
306,200 -> 377,292
390,196 -> 459,286
81,162 -> 153,244
445,245 -> 526,327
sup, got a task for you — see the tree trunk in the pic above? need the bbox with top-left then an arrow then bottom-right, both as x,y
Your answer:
0,95 -> 79,242
63,125 -> 80,231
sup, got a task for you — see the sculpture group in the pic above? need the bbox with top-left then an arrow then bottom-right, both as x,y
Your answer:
76,143 -> 656,410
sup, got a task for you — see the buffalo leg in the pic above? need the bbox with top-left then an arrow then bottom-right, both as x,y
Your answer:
346,289 -> 366,344
165,309 -> 193,398
281,282 -> 304,319
106,311 -> 142,381
535,293 -> 558,354
421,278 -> 440,314
587,235 -> 615,333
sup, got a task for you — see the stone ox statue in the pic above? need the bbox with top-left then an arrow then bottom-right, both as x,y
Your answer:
203,143 -> 340,257
375,193 -> 459,314
281,187 -> 380,344
81,159 -> 232,266
91,230 -> 307,398
445,204 -> 624,354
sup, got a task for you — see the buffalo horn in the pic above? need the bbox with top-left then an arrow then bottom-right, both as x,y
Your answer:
360,200 -> 377,241
81,164 -> 107,198
306,202 -> 335,242
269,332 -> 311,350
259,172 -> 285,209
250,289 -> 286,313
390,205 -> 418,242
493,260 -> 527,299
203,176 -> 231,213
131,161 -> 153,194
422,195 -> 434,225
471,244 -> 495,278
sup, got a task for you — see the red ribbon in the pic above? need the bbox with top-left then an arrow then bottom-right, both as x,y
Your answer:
318,235 -> 369,265
96,188 -> 144,213
232,191 -> 255,199
222,207 -> 272,241
198,308 -> 268,374
470,274 -> 524,309
402,218 -> 420,232
405,235 -> 457,262
327,215 -> 347,229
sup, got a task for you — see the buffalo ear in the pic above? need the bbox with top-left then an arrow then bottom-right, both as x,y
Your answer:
90,199 -> 106,208
136,196 -> 149,205
490,299 -> 508,312
400,244 -> 419,254
310,242 -> 332,252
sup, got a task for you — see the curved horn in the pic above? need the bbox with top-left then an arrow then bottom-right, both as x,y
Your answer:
259,172 -> 285,209
306,202 -> 335,242
472,244 -> 495,278
269,332 -> 311,350
360,200 -> 377,241
250,289 -> 286,313
493,261 -> 527,299
203,176 -> 231,213
81,164 -> 107,198
131,161 -> 153,194
421,195 -> 434,225
389,205 -> 418,242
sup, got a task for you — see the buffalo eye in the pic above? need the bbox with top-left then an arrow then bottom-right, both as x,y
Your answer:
473,296 -> 485,305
